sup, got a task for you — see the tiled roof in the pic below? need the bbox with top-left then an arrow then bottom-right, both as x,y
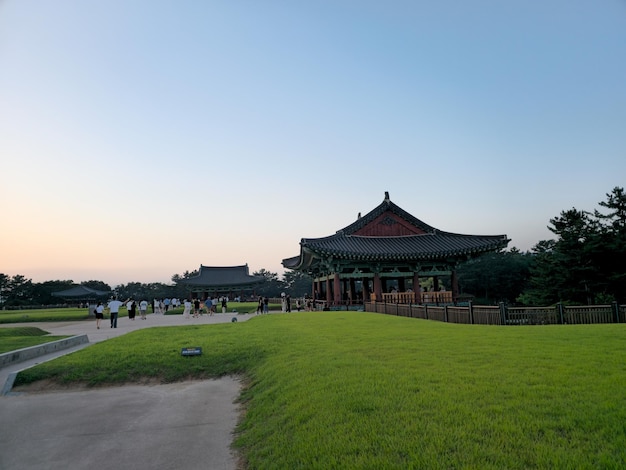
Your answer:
340,193 -> 437,235
300,232 -> 508,261
52,285 -> 111,298
282,192 -> 509,270
178,265 -> 264,287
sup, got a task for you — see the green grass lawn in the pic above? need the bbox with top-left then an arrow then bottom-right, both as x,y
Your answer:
0,327 -> 70,353
165,301 -> 278,315
12,312 -> 626,468
0,302 -> 279,323
0,307 -> 119,323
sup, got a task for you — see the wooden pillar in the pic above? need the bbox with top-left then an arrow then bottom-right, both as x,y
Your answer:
374,273 -> 382,301
451,269 -> 459,303
325,278 -> 331,304
334,274 -> 341,305
413,272 -> 421,303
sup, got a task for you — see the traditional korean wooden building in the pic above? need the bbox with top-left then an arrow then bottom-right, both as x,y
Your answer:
177,264 -> 264,299
52,285 -> 110,301
282,192 -> 509,305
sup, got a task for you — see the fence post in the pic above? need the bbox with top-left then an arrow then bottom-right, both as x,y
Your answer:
425,305 -> 429,320
499,302 -> 506,325
444,305 -> 449,323
468,301 -> 474,325
612,301 -> 619,323
557,303 -> 564,324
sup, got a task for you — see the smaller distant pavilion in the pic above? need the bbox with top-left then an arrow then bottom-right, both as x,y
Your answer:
52,285 -> 111,301
283,192 -> 509,305
52,285 -> 111,316
177,264 -> 265,299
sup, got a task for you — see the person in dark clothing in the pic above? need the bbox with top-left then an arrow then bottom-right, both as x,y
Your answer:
127,300 -> 137,320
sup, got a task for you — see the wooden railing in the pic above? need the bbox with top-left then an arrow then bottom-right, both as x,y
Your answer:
373,291 -> 453,305
363,301 -> 625,326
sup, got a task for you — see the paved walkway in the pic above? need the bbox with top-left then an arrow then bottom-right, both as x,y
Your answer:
0,311 -> 257,470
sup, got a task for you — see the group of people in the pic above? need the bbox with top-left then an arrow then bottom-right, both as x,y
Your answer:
280,293 -> 291,312
256,296 -> 269,314
95,293 -> 330,328
182,297 -> 229,319
151,298 -> 181,314
93,297 -> 150,329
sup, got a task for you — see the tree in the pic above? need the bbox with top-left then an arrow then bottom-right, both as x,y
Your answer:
593,186 -> 626,303
520,187 -> 626,305
171,270 -> 199,299
4,275 -> 34,306
115,282 -> 175,301
282,270 -> 313,297
517,240 -> 562,306
81,280 -> 112,292
253,269 -> 285,297
0,273 -> 9,306
31,280 -> 74,305
456,249 -> 532,304
546,208 -> 598,304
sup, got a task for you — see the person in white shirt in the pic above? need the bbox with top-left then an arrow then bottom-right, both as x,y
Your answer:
139,299 -> 148,320
183,299 -> 192,319
107,297 -> 125,328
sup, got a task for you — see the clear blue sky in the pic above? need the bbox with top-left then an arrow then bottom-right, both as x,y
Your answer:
1,1 -> 625,286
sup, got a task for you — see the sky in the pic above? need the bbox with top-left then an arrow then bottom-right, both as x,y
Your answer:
1,1 -> 625,287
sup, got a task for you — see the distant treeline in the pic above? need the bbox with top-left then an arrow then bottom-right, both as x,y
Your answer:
0,269 -> 313,308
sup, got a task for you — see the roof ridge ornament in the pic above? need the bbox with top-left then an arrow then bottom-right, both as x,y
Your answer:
384,191 -> 390,202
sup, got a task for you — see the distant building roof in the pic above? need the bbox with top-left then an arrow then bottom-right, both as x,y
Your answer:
52,285 -> 111,298
177,265 -> 264,289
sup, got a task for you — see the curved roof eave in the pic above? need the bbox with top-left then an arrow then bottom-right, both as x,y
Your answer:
300,233 -> 509,261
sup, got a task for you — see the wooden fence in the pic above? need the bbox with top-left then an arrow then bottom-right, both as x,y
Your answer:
375,291 -> 454,305
363,301 -> 626,326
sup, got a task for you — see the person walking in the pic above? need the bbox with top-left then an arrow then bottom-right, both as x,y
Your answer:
193,298 -> 200,318
95,302 -> 104,329
139,299 -> 148,320
107,296 -> 124,328
127,299 -> 137,321
221,297 -> 227,314
183,299 -> 192,319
